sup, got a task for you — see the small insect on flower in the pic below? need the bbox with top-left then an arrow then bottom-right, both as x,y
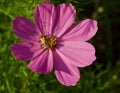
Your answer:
11,2 -> 98,86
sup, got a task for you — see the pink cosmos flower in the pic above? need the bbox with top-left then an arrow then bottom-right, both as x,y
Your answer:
11,2 -> 98,86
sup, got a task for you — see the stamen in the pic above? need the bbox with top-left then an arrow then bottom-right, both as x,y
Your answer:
40,35 -> 57,49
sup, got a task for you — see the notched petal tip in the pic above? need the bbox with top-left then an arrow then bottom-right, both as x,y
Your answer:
58,41 -> 96,67
53,2 -> 76,37
85,18 -> 98,31
55,70 -> 80,86
54,50 -> 80,86
12,16 -> 40,42
61,18 -> 98,41
11,44 -> 26,60
34,1 -> 56,35
35,1 -> 55,12
67,3 -> 76,16
84,18 -> 98,27
58,2 -> 76,18
35,1 -> 53,9
12,16 -> 23,28
13,16 -> 29,26
11,42 -> 35,60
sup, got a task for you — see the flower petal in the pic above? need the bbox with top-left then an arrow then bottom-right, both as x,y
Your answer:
60,19 -> 98,41
57,41 -> 96,67
53,49 -> 80,86
53,3 -> 76,37
28,50 -> 53,74
34,2 -> 56,35
13,17 -> 40,42
11,42 -> 40,60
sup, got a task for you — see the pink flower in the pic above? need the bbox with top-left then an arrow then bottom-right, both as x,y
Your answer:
11,2 -> 98,86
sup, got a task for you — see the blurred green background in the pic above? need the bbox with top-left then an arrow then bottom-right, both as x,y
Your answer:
0,0 -> 120,93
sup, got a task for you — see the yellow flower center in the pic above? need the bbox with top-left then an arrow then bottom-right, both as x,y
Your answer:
40,35 -> 57,49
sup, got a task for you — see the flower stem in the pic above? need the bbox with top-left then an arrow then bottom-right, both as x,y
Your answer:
21,71 -> 33,93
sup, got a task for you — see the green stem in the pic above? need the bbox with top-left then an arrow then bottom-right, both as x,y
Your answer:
21,71 -> 33,93
0,9 -> 14,19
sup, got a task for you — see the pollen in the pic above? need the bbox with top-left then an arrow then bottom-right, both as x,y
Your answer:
40,35 -> 57,49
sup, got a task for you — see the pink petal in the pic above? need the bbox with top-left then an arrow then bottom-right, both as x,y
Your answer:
57,41 -> 96,67
53,49 -> 80,86
13,17 -> 40,42
34,2 -> 56,35
53,3 -> 76,37
11,42 -> 40,60
60,19 -> 98,41
28,50 -> 53,74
